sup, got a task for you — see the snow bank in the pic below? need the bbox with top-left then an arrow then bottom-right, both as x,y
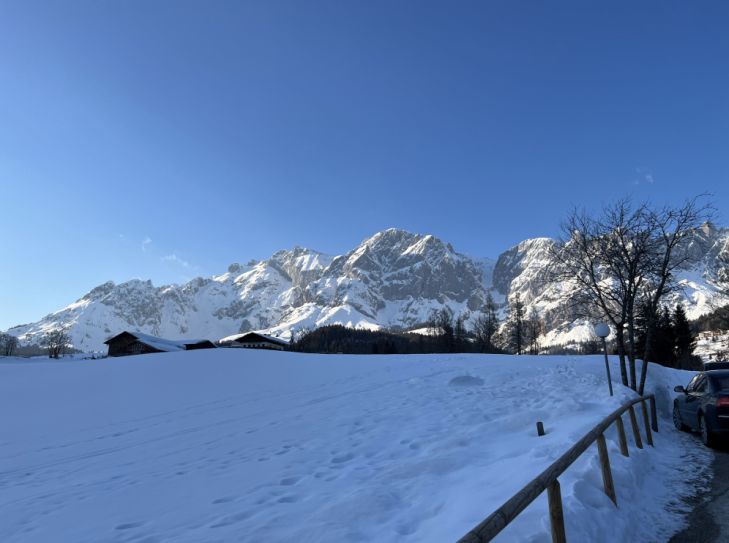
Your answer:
0,352 -> 711,542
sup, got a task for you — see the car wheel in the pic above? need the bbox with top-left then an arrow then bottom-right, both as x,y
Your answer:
699,414 -> 715,448
673,403 -> 689,432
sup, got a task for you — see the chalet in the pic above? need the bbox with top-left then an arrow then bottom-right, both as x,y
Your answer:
219,332 -> 289,351
104,331 -> 217,357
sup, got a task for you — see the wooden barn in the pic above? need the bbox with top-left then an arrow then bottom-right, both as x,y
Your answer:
104,331 -> 217,357
219,332 -> 289,351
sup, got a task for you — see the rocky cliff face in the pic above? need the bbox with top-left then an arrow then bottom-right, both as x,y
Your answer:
6,226 -> 728,352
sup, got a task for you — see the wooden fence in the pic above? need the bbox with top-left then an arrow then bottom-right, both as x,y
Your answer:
458,394 -> 658,543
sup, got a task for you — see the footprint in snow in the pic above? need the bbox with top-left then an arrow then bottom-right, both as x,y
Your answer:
210,511 -> 253,528
115,521 -> 144,530
449,375 -> 485,387
331,452 -> 355,464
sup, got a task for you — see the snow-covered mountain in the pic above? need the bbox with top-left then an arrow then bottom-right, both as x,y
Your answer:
490,222 -> 729,348
6,226 -> 729,352
6,229 -> 492,352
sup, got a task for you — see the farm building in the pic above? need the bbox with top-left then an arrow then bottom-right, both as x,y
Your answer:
104,331 -> 217,357
219,332 -> 289,351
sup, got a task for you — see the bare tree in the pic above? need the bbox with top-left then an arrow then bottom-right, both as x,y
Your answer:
0,333 -> 19,356
524,311 -> 543,355
580,332 -> 602,355
636,198 -> 714,393
717,229 -> 729,297
454,314 -> 467,351
427,309 -> 441,338
507,293 -> 525,355
436,308 -> 455,352
288,328 -> 299,351
41,329 -> 70,359
428,308 -> 455,352
473,292 -> 499,352
548,199 -> 649,387
550,196 -> 712,392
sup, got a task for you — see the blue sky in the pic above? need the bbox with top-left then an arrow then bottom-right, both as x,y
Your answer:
1,0 -> 728,330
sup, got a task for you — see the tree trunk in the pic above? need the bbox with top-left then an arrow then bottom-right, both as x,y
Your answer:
615,326 -> 629,387
638,319 -> 654,396
638,357 -> 649,395
637,303 -> 660,396
627,317 -> 637,391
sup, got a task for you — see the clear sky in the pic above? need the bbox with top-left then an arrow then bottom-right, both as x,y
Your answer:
1,0 -> 728,330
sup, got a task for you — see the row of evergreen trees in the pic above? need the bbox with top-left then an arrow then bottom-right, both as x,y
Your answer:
290,325 -> 451,355
693,304 -> 729,334
290,292 -> 527,355
636,304 -> 701,370
425,292 -> 542,355
290,299 -> 703,365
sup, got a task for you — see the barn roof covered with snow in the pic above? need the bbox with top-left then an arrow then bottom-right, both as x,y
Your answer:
219,331 -> 289,350
104,331 -> 217,357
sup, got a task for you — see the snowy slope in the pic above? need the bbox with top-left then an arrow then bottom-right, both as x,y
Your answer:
0,351 -> 711,542
5,225 -> 728,352
695,330 -> 729,363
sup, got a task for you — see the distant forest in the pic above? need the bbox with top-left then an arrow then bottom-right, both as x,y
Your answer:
288,302 -> 724,370
693,304 -> 729,333
289,324 -> 497,355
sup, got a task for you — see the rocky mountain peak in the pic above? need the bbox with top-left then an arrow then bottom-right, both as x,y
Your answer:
492,238 -> 555,295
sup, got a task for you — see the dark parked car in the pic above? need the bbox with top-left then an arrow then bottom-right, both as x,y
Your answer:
673,369 -> 729,447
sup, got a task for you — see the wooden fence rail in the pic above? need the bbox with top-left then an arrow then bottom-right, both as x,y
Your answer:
458,394 -> 658,543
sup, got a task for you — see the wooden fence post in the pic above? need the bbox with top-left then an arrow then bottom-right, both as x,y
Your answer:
537,422 -> 546,436
628,406 -> 643,449
640,401 -> 654,447
547,479 -> 567,543
615,416 -> 629,457
649,396 -> 658,432
596,434 -> 617,505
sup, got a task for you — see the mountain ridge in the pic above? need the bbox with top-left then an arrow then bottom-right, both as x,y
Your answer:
6,227 -> 729,352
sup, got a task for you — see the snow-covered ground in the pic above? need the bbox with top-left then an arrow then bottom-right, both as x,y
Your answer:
0,351 -> 711,542
695,330 -> 729,363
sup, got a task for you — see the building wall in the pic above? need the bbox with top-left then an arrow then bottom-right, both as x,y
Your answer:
185,341 -> 217,351
107,338 -> 161,357
231,341 -> 284,351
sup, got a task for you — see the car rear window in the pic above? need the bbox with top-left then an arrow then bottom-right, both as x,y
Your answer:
711,375 -> 729,391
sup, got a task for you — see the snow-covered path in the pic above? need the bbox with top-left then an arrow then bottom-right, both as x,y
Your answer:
669,442 -> 729,543
0,351 -> 711,542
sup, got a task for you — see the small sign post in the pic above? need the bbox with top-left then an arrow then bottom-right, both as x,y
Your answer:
594,323 -> 613,396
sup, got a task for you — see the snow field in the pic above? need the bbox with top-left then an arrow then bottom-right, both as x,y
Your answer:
0,351 -> 711,542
